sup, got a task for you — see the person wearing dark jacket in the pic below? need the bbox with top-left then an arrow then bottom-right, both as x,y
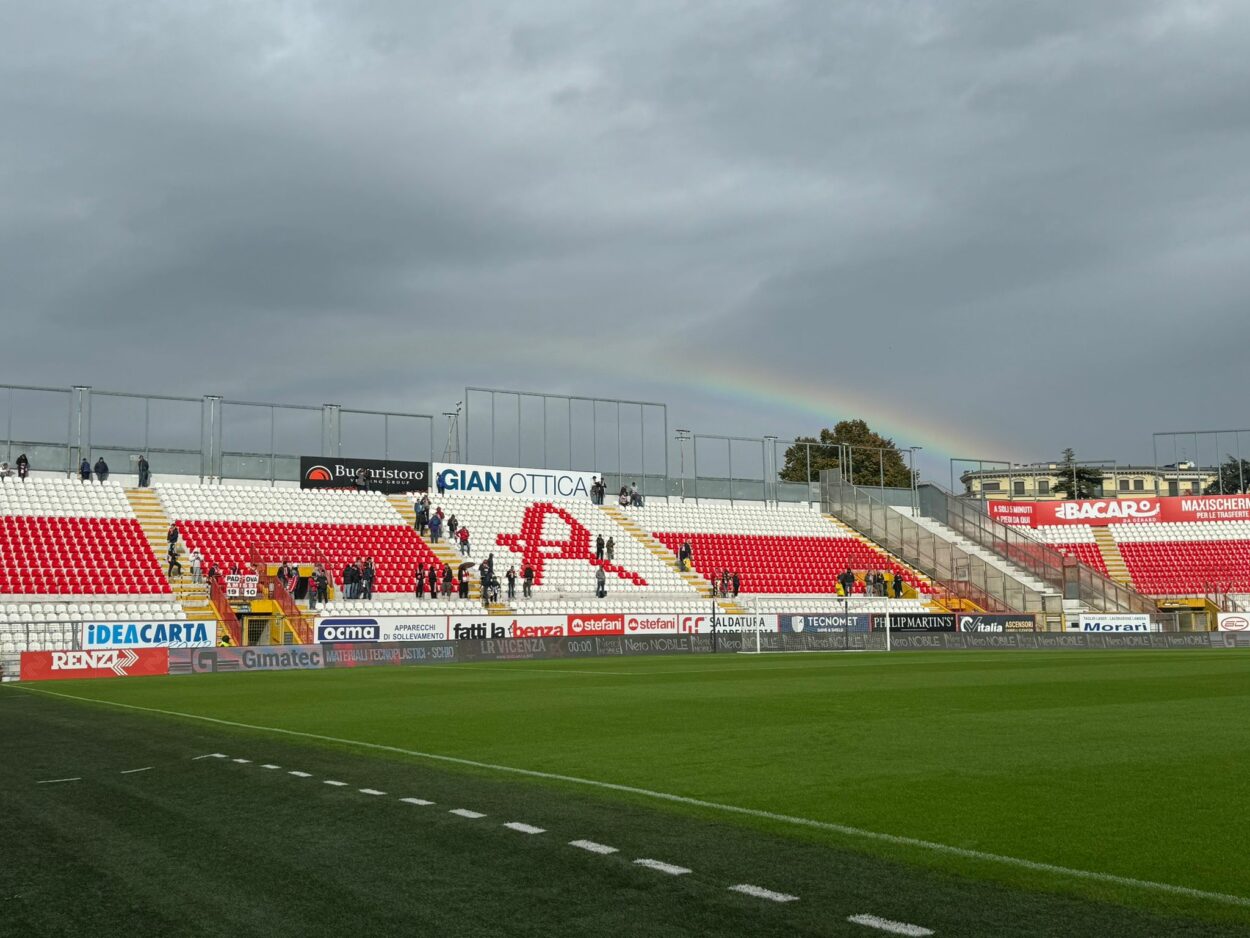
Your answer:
595,535 -> 605,560
342,563 -> 357,600
361,559 -> 375,600
137,455 -> 150,487
15,453 -> 29,481
506,567 -> 517,600
79,458 -> 91,481
94,457 -> 109,482
523,564 -> 535,598
892,573 -> 904,598
415,563 -> 426,599
731,571 -> 740,597
839,567 -> 855,596
441,564 -> 453,597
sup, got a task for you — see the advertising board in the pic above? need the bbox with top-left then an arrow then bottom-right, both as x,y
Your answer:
777,613 -> 871,633
957,614 -> 1037,633
432,462 -> 598,499
567,614 -> 625,636
167,645 -> 325,674
315,616 -> 447,644
623,613 -> 680,634
878,614 -> 957,632
988,494 -> 1250,527
708,614 -> 776,633
446,615 -> 568,640
225,574 -> 259,598
21,648 -> 169,681
1217,613 -> 1250,632
80,620 -> 217,649
300,456 -> 430,494
1072,614 -> 1157,633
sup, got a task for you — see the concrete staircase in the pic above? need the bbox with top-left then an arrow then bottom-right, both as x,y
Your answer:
125,488 -> 219,622
387,496 -> 511,613
1092,527 -> 1133,586
896,507 -> 1083,616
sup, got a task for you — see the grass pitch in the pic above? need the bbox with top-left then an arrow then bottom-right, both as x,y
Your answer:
3,649 -> 1249,936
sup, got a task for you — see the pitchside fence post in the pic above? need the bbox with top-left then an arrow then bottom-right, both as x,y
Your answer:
884,592 -> 891,653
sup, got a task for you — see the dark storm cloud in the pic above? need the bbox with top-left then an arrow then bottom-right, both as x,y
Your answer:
2,1 -> 1249,465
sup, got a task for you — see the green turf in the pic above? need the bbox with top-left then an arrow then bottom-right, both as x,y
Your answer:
4,649 -> 1249,936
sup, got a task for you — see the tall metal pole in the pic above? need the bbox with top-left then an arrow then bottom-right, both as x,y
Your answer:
517,393 -> 522,467
270,406 -> 276,486
693,435 -> 699,503
1238,432 -> 1244,494
616,401 -> 622,490
640,404 -> 646,502
542,395 -> 548,469
490,391 -> 496,466
383,414 -> 389,460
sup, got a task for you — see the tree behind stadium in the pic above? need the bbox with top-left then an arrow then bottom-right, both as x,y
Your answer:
779,419 -> 911,487
1205,456 -> 1250,494
1051,448 -> 1105,500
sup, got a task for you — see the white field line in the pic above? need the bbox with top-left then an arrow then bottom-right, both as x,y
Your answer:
503,822 -> 545,835
14,682 -> 1250,910
260,764 -> 281,770
446,666 -> 641,677
847,914 -> 934,936
634,859 -> 691,876
400,797 -> 435,806
323,780 -> 349,787
119,766 -> 153,775
193,753 -> 227,760
288,771 -> 312,778
450,809 -> 486,819
569,840 -> 618,855
231,758 -> 251,764
729,884 -> 798,903
359,788 -> 386,796
35,777 -> 81,785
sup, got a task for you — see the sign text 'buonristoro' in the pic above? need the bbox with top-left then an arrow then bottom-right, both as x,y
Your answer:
300,456 -> 430,494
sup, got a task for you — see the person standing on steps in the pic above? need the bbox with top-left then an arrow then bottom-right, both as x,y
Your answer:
415,563 -> 426,599
595,565 -> 607,598
15,453 -> 29,481
605,537 -> 615,563
523,563 -> 535,598
596,534 -> 605,560
79,458 -> 91,482
137,455 -> 150,487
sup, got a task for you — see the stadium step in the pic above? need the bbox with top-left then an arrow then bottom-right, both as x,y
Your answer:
598,505 -> 713,598
1091,527 -> 1133,585
819,514 -> 940,601
125,488 -> 221,624
388,495 -> 493,604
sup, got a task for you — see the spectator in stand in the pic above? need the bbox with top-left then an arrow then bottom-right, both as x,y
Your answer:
595,535 -> 605,560
229,562 -> 241,576
355,466 -> 369,491
414,500 -> 428,534
16,453 -> 29,481
437,472 -> 446,496
167,542 -> 182,577
589,477 -> 599,504
94,456 -> 109,482
618,486 -> 630,508
731,571 -> 740,597
719,570 -> 730,596
441,564 -> 453,597
342,562 -> 357,599
137,454 -> 150,487
427,564 -> 439,599
630,481 -> 642,507
361,559 -> 375,600
0,462 -> 10,480
167,523 -> 180,550
79,458 -> 91,481
606,537 -> 615,562
276,560 -> 291,589
892,573 -> 904,599
506,566 -> 517,601
318,566 -> 330,606
595,565 -> 607,598
839,567 -> 855,597
190,547 -> 203,584
457,525 -> 470,556
428,511 -> 442,543
678,541 -> 692,572
206,562 -> 220,587
308,565 -> 321,610
447,514 -> 459,538
415,563 -> 426,599
458,568 -> 470,599
523,563 -> 534,598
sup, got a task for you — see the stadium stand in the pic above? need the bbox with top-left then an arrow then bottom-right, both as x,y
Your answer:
415,493 -> 698,597
0,599 -> 185,657
643,502 -> 932,596
1032,525 -> 1110,576
1030,519 -> 1250,595
0,478 -> 169,596
157,485 -> 445,596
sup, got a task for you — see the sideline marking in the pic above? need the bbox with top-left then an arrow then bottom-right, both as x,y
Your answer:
450,809 -> 486,819
232,758 -> 251,764
847,914 -> 933,936
401,797 -> 435,806
35,777 -> 81,785
193,753 -> 226,760
15,683 -> 1250,910
359,788 -> 386,796
504,822 -> 545,835
729,884 -> 798,903
260,764 -> 281,770
288,771 -> 312,778
120,766 -> 152,775
570,840 -> 618,855
634,859 -> 691,876
323,780 -> 348,787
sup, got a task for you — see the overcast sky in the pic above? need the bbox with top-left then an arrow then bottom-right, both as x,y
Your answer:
4,1 -> 1249,477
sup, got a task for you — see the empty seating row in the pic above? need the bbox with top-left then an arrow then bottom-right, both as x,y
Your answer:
0,517 -> 169,595
0,477 -> 136,518
159,485 -> 404,525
